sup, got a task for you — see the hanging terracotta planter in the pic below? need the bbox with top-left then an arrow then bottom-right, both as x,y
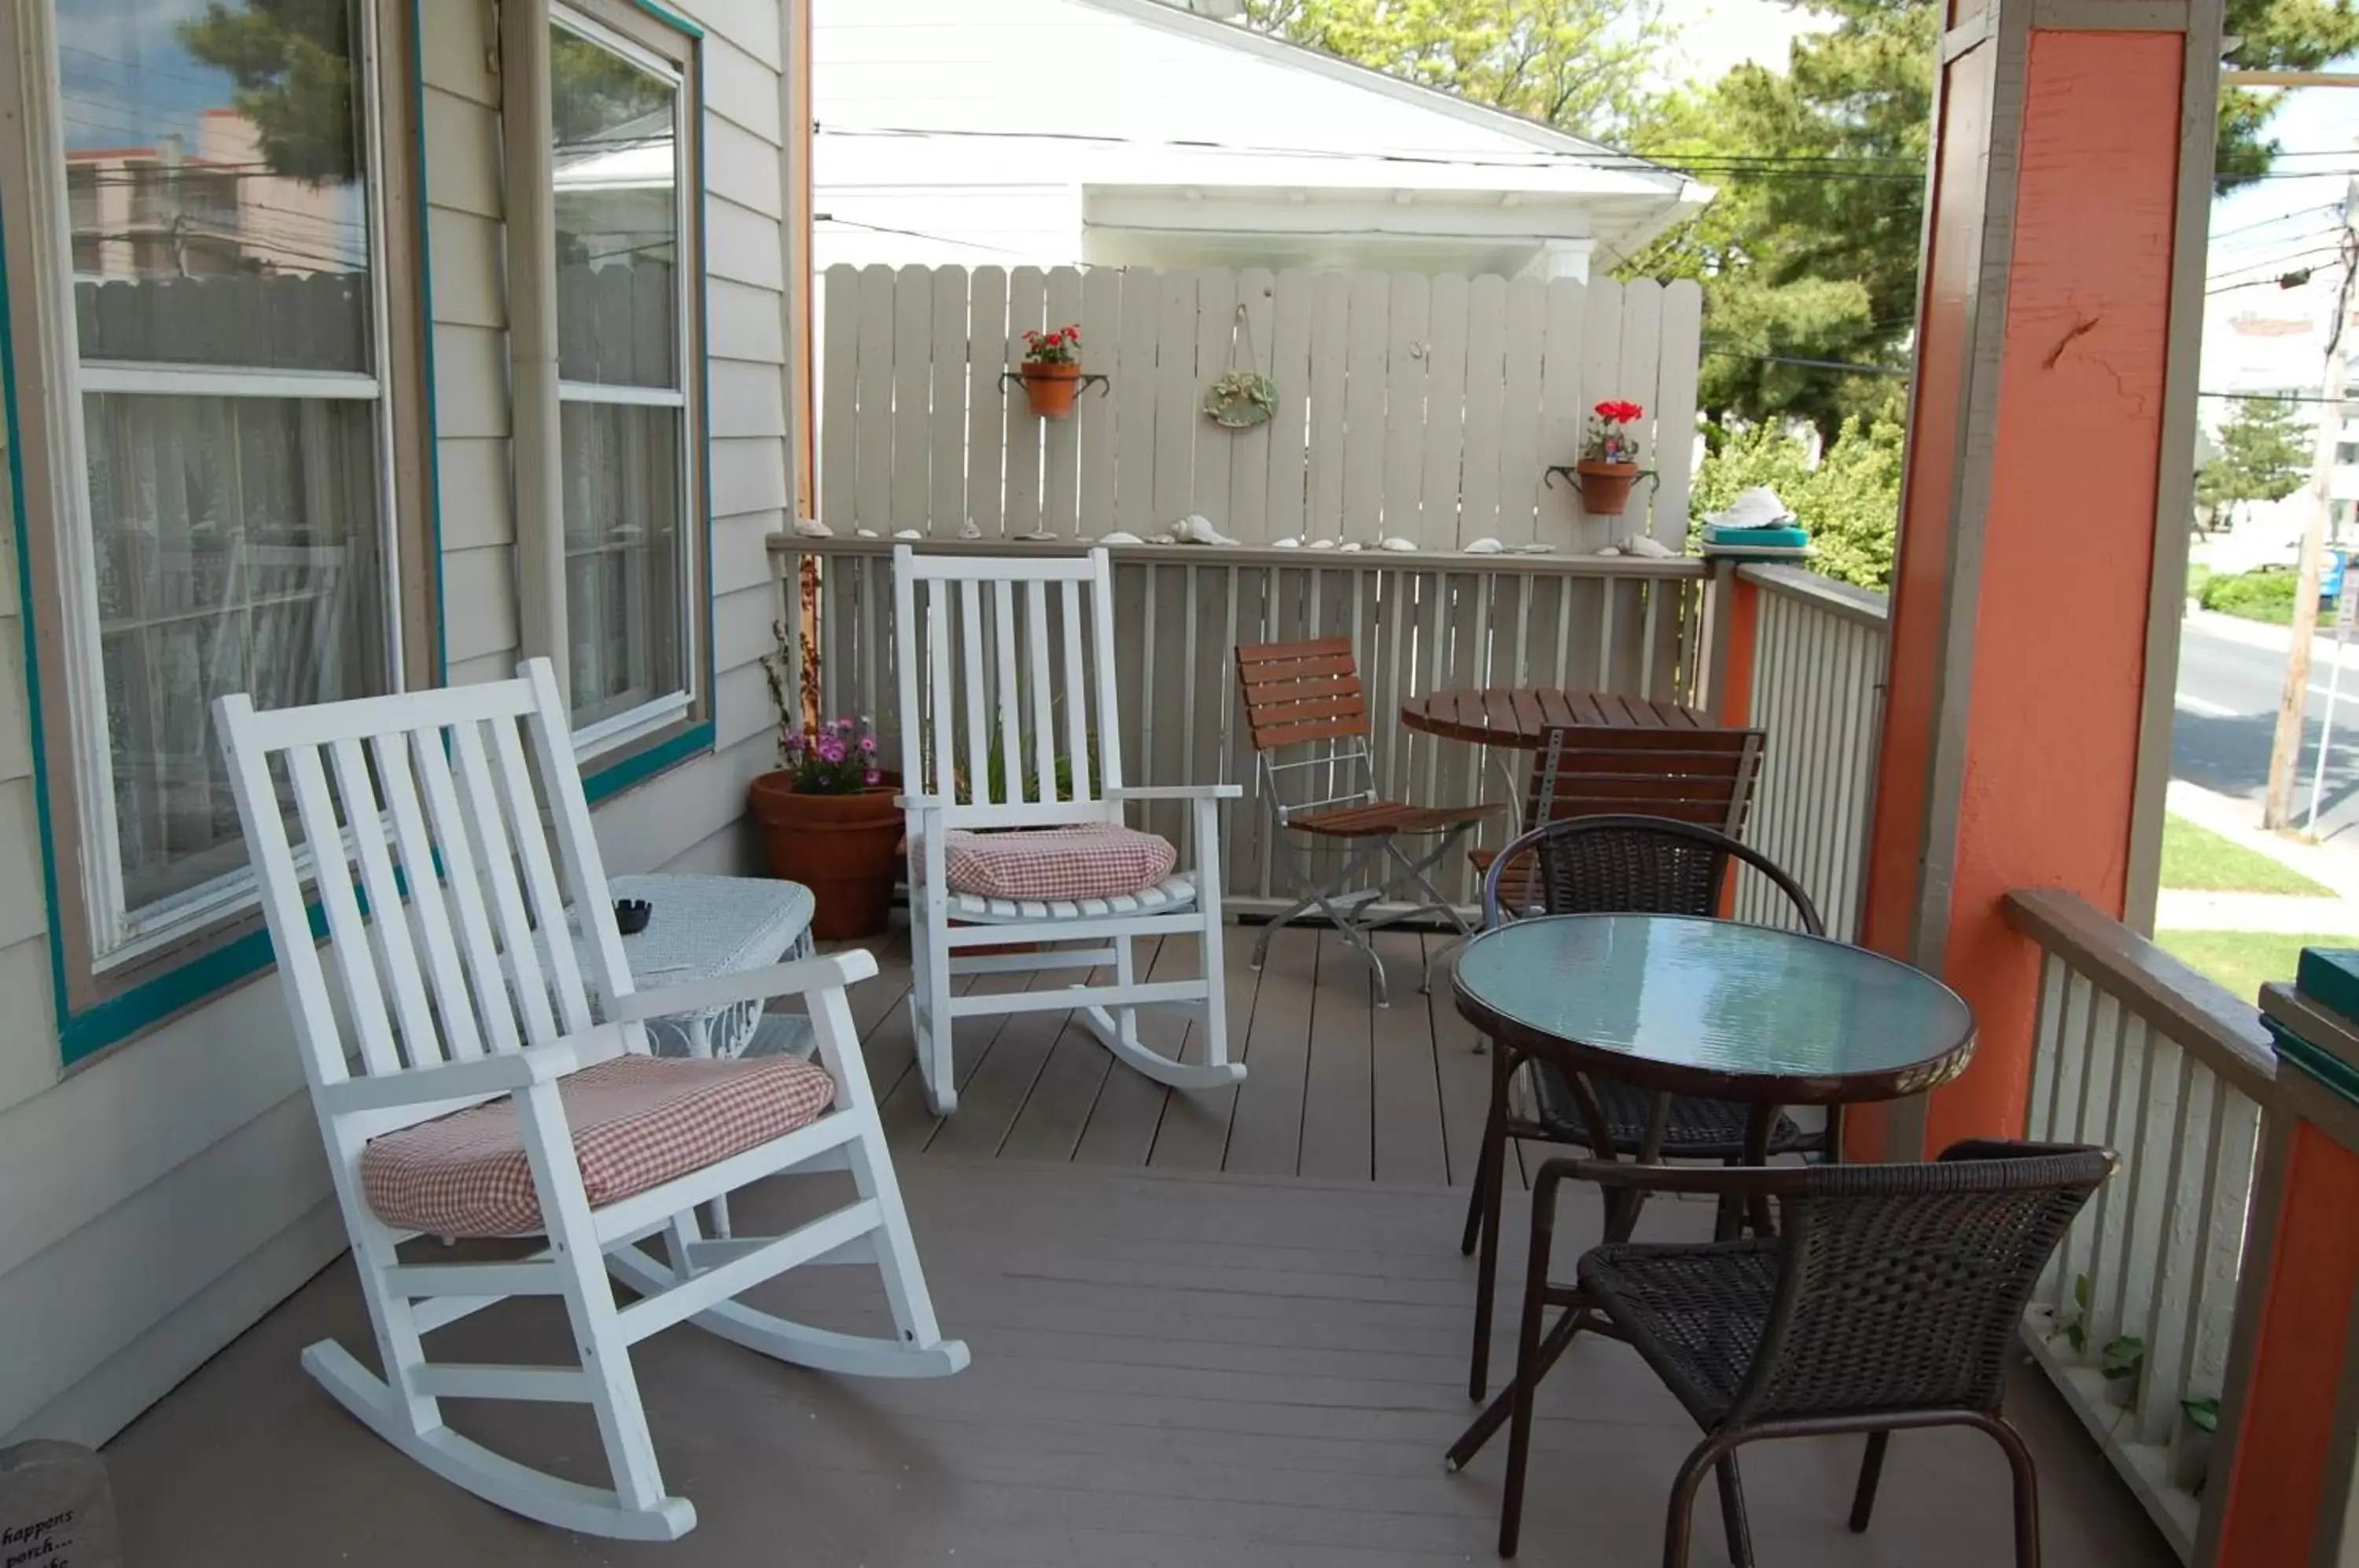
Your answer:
1018,324 -> 1085,421
1021,361 -> 1084,421
748,770 -> 903,940
1574,459 -> 1641,516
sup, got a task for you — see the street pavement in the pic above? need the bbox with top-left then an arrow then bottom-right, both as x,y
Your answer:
2173,609 -> 2359,850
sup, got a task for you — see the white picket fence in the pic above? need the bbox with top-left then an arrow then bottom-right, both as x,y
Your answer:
817,263 -> 1704,554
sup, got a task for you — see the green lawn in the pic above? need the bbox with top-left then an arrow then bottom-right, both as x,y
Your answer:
2158,815 -> 2333,896
2157,929 -> 2344,1003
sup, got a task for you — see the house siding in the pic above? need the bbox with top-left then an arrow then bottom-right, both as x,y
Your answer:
0,0 -> 799,1448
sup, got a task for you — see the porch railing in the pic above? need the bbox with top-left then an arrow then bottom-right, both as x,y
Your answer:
2004,887 -> 2276,1562
770,535 -> 1702,909
1728,563 -> 1889,940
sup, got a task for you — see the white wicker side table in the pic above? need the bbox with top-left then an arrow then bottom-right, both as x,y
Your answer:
584,874 -> 817,1058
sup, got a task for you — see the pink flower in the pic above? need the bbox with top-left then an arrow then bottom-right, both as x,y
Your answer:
784,731 -> 805,751
859,734 -> 877,753
818,738 -> 846,764
864,769 -> 881,785
834,716 -> 853,732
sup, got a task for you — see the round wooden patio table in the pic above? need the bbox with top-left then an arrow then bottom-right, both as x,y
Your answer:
1398,687 -> 1712,748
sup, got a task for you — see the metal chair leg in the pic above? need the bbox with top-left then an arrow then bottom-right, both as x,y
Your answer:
1496,1161 -> 1566,1559
1460,1130 -> 1491,1257
1661,1435 -> 1733,1568
1849,1430 -> 1889,1533
1714,1453 -> 1756,1568
1974,1414 -> 2042,1568
1468,1045 -> 1511,1399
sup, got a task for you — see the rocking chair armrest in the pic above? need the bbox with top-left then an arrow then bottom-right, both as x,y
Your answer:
895,793 -> 951,812
614,948 -> 881,1023
1106,784 -> 1243,801
317,1036 -> 587,1114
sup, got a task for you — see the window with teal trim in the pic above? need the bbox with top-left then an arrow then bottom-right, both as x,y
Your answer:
34,0 -> 408,965
549,2 -> 703,756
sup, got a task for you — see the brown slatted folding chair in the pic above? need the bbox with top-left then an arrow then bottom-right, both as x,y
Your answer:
1235,639 -> 1503,1006
1475,722 -> 1768,914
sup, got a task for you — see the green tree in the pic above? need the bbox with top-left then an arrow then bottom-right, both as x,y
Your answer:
2196,396 -> 2313,528
1627,0 -> 2359,440
1690,416 -> 1903,591
1245,0 -> 1673,138
179,0 -> 359,183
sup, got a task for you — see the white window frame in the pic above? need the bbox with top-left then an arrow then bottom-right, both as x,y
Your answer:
17,0 -> 406,966
547,2 -> 700,760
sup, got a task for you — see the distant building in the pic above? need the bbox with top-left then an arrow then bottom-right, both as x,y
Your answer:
2199,284 -> 2354,541
64,109 -> 355,282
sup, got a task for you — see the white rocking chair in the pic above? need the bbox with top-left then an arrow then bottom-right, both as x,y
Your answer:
215,659 -> 966,1542
893,546 -> 1246,1116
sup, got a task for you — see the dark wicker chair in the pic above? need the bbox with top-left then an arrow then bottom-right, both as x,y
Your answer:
1461,814 -> 1829,1402
1452,1139 -> 2115,1564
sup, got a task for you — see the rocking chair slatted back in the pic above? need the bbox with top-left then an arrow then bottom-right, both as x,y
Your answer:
218,660 -> 639,1113
892,547 -> 1123,818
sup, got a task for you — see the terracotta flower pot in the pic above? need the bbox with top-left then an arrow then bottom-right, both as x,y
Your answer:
747,770 -> 903,940
1021,362 -> 1082,421
1575,459 -> 1640,517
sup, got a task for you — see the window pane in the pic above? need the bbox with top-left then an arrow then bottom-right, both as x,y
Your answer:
84,393 -> 387,910
552,26 -> 678,389
56,0 -> 374,373
562,402 -> 683,726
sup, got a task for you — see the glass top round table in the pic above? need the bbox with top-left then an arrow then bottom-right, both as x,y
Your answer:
1452,914 -> 1976,1105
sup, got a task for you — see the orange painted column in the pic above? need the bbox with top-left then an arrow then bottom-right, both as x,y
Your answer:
1709,563 -> 1758,920
1856,1 -> 2210,1157
2213,1122 -> 2359,1565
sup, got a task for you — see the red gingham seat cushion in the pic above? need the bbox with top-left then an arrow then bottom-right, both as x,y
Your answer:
943,824 -> 1178,902
359,1053 -> 836,1238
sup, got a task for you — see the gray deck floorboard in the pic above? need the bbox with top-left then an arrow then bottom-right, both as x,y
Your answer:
102,1160 -> 2181,1567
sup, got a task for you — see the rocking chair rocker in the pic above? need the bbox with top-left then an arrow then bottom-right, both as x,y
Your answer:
216,660 -> 966,1541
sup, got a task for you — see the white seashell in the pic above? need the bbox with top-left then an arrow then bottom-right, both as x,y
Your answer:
792,517 -> 833,539
1170,513 -> 1240,546
1148,532 -> 1176,545
1464,537 -> 1504,554
1621,535 -> 1677,559
1014,530 -> 1061,542
1272,536 -> 1303,549
1308,538 -> 1337,550
1338,541 -> 1364,553
958,520 -> 983,540
892,529 -> 923,539
1379,536 -> 1418,553
854,528 -> 879,539
1098,531 -> 1145,545
1594,542 -> 1624,556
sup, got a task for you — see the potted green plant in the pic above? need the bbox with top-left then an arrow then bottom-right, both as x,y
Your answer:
1019,325 -> 1084,419
1574,398 -> 1647,516
750,646 -> 900,937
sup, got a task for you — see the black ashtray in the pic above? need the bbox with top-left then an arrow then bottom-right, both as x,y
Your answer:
614,898 -> 653,935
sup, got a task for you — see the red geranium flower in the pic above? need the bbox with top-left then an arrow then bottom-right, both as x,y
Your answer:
1594,399 -> 1645,424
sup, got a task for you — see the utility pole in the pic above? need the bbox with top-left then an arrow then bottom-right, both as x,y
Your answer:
2265,177 -> 2359,829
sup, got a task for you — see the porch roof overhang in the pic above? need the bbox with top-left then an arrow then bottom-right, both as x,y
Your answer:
1080,173 -> 1710,278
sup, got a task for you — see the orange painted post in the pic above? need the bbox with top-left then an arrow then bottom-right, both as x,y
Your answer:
1856,0 -> 2214,1155
2205,986 -> 2359,1568
1706,561 -> 1758,920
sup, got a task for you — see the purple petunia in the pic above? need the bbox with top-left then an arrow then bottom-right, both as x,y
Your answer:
784,731 -> 806,752
818,738 -> 846,764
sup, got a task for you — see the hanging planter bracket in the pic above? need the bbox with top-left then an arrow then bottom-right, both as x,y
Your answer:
1000,371 -> 1111,399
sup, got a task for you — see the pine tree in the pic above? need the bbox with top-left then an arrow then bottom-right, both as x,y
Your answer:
2196,396 -> 2313,528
